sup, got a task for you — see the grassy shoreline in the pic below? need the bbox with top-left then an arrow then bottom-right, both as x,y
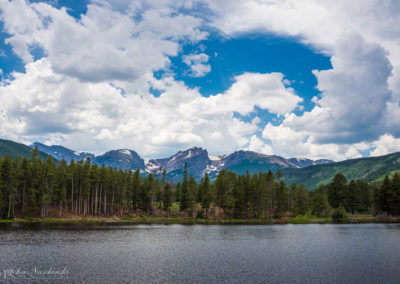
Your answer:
1,216 -> 398,225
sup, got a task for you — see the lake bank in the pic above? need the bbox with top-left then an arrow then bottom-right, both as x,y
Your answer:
1,215 -> 399,225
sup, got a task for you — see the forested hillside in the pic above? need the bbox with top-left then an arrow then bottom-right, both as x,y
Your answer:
1,138 -> 400,194
282,152 -> 400,190
1,150 -> 399,220
0,139 -> 50,160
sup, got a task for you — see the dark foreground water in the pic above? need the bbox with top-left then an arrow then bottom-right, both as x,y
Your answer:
0,223 -> 400,283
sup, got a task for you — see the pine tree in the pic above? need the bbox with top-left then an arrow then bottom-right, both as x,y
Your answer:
198,177 -> 204,204
358,180 -> 372,212
80,158 -> 91,216
90,164 -> 99,216
188,175 -> 197,210
388,173 -> 400,215
233,175 -> 245,218
346,180 -> 359,214
276,180 -> 289,215
310,185 -> 330,217
201,173 -> 213,217
376,175 -> 391,214
1,155 -> 13,218
67,159 -> 76,213
41,156 -> 56,218
327,173 -> 347,208
131,169 -> 141,212
99,165 -> 108,214
265,171 -> 275,220
175,182 -> 181,203
163,183 -> 173,212
140,174 -> 153,213
54,159 -> 67,216
180,163 -> 189,211
19,158 -> 30,216
294,184 -> 308,216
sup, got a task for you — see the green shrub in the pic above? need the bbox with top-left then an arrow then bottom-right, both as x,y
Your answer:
332,205 -> 348,221
196,209 -> 204,219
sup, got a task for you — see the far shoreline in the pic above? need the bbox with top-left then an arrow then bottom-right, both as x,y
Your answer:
1,216 -> 399,225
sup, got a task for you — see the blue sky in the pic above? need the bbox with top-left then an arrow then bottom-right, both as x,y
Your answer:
0,4 -> 332,112
0,0 -> 399,160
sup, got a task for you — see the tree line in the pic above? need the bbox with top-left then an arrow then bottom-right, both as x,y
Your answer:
1,150 -> 400,219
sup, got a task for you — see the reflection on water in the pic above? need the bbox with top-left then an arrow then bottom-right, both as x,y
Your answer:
1,223 -> 400,283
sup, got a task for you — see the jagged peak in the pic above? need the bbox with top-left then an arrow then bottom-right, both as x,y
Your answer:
170,147 -> 208,160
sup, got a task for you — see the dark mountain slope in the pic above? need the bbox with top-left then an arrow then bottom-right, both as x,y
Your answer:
94,149 -> 145,170
282,152 -> 400,189
0,139 -> 50,160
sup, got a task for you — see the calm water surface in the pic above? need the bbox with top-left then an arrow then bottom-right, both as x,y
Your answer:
0,223 -> 399,283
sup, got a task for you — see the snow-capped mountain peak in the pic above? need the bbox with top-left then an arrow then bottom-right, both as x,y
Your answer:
32,142 -> 334,182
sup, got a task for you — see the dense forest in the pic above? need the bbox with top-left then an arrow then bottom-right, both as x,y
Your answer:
1,148 -> 400,220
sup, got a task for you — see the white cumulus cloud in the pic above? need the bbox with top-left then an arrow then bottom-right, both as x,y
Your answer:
1,0 -> 400,160
204,0 -> 400,159
0,59 -> 298,157
182,53 -> 211,77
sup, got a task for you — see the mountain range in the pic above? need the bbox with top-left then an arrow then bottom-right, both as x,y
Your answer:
31,142 -> 332,181
0,139 -> 399,189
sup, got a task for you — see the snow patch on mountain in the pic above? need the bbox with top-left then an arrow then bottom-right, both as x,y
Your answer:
209,155 -> 222,161
289,157 -> 334,168
185,150 -> 193,159
204,164 -> 218,176
119,149 -> 131,156
145,160 -> 161,172
32,141 -> 335,180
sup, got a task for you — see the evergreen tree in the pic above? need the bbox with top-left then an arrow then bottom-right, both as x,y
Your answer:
294,184 -> 308,216
358,180 -> 372,213
54,159 -> 67,216
130,169 -> 140,212
276,180 -> 289,215
345,180 -> 359,214
180,163 -> 190,211
265,171 -> 275,220
41,156 -> 56,218
233,176 -> 245,218
163,183 -> 173,212
200,173 -> 213,217
81,158 -> 91,216
197,177 -> 204,204
19,158 -> 30,216
175,182 -> 181,203
375,175 -> 391,214
327,173 -> 347,208
1,155 -> 13,218
187,175 -> 197,211
388,173 -> 400,215
310,185 -> 330,217
140,174 -> 153,213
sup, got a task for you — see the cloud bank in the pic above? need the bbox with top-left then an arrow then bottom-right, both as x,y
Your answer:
0,0 -> 399,160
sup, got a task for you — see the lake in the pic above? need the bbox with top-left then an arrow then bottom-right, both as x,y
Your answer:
0,223 -> 399,283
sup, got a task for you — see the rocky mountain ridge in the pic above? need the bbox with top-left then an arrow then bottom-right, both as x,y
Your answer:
30,142 -> 334,181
